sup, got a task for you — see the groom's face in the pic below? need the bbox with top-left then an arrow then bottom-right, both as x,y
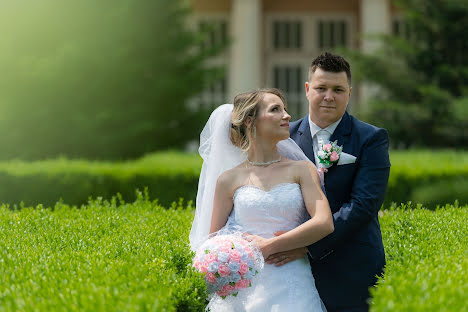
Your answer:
305,68 -> 351,129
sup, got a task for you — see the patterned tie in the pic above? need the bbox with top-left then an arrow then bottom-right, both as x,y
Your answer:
314,129 -> 331,164
314,130 -> 331,186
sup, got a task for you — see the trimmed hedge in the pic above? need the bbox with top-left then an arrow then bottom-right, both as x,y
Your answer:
0,152 -> 202,208
1,200 -> 466,311
385,150 -> 468,207
370,203 -> 468,311
0,150 -> 466,208
0,192 -> 206,312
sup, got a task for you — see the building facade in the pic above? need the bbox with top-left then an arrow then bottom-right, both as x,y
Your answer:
189,0 -> 403,118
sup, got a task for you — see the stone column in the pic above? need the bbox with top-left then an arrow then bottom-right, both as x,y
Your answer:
360,0 -> 391,52
359,0 -> 391,112
228,0 -> 262,101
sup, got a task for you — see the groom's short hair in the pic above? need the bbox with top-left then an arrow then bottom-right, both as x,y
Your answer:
308,52 -> 351,85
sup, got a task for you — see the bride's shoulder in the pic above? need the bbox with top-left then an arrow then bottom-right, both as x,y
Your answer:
282,158 -> 316,171
219,163 -> 247,179
216,166 -> 246,190
282,159 -> 318,181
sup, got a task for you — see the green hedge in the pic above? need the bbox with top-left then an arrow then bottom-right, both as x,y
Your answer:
385,150 -> 468,207
1,200 -> 466,311
0,152 -> 202,208
370,203 -> 468,311
0,192 -> 206,312
0,150 -> 466,208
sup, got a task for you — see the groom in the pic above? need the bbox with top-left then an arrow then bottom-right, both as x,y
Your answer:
271,52 -> 391,311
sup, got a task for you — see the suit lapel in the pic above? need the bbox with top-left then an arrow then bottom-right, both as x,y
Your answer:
296,117 -> 315,164
329,111 -> 352,143
293,112 -> 352,170
327,111 -> 352,176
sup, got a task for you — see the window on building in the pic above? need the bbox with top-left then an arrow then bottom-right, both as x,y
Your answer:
272,65 -> 306,118
273,21 -> 303,50
318,20 -> 347,49
189,76 -> 228,110
392,18 -> 412,40
199,20 -> 228,51
189,18 -> 229,110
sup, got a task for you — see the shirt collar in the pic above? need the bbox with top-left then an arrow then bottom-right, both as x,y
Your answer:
308,116 -> 342,138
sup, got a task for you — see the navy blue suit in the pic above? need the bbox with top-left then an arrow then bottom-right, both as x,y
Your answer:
290,111 -> 391,311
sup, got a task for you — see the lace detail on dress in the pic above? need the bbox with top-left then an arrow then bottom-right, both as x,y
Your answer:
231,183 -> 308,238
208,182 -> 326,312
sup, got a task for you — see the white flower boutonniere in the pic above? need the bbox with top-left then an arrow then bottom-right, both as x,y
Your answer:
317,140 -> 343,185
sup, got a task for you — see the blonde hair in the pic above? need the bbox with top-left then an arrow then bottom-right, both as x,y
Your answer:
230,88 -> 287,151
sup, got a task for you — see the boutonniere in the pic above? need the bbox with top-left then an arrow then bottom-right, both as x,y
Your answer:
317,140 -> 343,185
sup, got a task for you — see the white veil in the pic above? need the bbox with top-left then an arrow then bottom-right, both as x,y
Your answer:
189,104 -> 311,250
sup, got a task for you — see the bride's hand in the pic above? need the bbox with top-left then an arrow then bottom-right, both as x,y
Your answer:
243,233 -> 274,259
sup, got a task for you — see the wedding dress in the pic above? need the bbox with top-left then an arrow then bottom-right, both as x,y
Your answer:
189,104 -> 327,311
207,182 -> 326,312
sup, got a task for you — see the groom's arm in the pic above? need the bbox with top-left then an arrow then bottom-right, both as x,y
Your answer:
307,128 -> 391,261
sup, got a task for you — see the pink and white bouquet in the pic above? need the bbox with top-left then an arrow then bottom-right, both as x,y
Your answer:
193,234 -> 264,299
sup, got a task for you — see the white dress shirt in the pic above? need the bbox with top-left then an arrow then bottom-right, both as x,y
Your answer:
308,116 -> 342,165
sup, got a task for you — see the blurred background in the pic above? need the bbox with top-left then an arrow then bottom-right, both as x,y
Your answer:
0,0 -> 466,160
188,0 -> 468,149
0,0 -> 466,207
0,0 -> 221,160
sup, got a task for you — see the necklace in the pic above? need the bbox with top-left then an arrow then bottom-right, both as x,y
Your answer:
247,156 -> 281,166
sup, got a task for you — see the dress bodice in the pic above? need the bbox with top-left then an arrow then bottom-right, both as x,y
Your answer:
229,183 -> 308,238
210,182 -> 326,312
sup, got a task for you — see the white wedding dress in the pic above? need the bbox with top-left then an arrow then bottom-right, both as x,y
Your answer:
207,182 -> 326,312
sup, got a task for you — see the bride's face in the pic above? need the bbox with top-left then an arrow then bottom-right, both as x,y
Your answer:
254,93 -> 291,142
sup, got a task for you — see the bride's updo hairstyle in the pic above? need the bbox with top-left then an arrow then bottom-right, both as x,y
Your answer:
230,88 -> 287,151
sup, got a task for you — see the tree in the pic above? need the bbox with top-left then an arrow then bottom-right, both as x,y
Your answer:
0,0 -> 223,160
346,0 -> 468,148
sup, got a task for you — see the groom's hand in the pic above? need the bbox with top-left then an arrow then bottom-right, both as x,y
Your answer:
265,231 -> 307,266
266,248 -> 308,266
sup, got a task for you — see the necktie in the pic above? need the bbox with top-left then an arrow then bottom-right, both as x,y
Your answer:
314,129 -> 331,164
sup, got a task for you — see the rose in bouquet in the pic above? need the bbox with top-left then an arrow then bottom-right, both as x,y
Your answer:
317,140 -> 342,168
193,234 -> 264,299
316,140 -> 343,185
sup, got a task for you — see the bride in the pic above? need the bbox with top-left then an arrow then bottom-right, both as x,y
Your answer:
190,88 -> 333,311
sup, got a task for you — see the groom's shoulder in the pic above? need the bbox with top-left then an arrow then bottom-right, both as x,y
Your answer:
289,116 -> 307,134
348,113 -> 388,139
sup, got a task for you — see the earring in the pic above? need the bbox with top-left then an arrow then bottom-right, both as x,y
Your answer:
254,126 -> 257,139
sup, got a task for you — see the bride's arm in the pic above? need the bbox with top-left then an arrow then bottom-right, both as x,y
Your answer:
209,172 -> 235,234
255,161 -> 334,258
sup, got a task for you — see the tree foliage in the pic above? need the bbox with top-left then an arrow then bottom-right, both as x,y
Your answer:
0,0 -> 221,160
346,0 -> 468,148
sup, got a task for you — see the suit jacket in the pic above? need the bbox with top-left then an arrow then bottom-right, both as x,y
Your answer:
290,111 -> 391,311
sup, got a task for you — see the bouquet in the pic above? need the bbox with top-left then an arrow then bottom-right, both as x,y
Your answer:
193,233 -> 264,299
